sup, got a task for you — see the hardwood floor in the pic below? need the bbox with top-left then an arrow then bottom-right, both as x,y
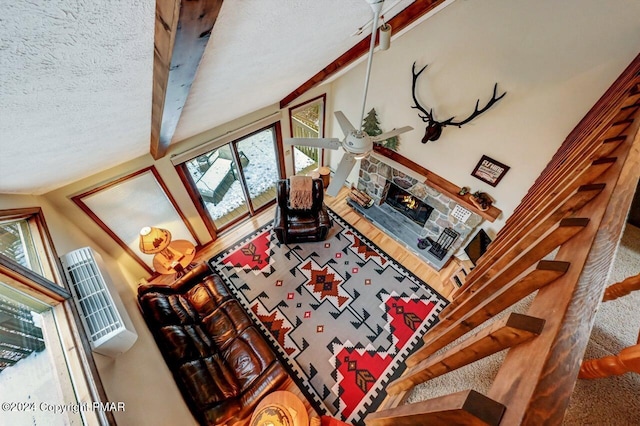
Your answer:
147,186 -> 457,421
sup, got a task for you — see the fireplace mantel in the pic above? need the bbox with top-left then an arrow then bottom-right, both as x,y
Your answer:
372,145 -> 502,222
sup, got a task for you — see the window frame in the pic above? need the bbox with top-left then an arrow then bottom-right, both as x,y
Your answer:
175,120 -> 286,238
0,207 -> 113,425
288,93 -> 327,174
1,208 -> 63,284
71,166 -> 199,275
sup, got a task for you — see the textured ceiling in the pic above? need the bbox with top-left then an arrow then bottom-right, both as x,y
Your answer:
0,0 -> 414,195
0,1 -> 155,195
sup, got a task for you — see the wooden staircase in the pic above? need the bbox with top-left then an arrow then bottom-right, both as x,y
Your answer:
367,54 -> 640,425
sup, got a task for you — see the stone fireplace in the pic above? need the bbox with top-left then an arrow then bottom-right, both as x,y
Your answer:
352,155 -> 484,269
382,181 -> 434,227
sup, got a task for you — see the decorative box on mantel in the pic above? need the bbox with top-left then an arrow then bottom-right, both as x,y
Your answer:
352,155 -> 484,271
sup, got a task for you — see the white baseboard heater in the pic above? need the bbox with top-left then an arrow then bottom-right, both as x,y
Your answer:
61,247 -> 137,357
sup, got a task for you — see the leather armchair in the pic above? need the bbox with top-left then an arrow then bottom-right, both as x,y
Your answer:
273,178 -> 332,244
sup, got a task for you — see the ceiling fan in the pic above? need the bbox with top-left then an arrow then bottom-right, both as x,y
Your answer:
285,0 -> 413,197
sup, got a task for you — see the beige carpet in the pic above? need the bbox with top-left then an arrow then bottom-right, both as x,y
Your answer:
407,223 -> 640,424
564,223 -> 640,425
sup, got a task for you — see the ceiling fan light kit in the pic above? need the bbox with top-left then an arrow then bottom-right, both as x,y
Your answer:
284,0 -> 412,197
379,23 -> 392,51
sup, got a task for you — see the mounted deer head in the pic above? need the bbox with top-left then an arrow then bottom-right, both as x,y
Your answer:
411,62 -> 506,143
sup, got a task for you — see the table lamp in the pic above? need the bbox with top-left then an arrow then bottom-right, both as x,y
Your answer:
139,226 -> 183,270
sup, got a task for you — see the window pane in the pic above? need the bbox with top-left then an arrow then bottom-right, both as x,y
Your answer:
292,101 -> 322,175
0,219 -> 43,275
184,125 -> 281,230
236,128 -> 279,211
185,145 -> 249,229
77,168 -> 195,269
0,285 -> 82,425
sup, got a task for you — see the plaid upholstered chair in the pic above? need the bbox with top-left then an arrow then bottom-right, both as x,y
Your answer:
273,177 -> 332,244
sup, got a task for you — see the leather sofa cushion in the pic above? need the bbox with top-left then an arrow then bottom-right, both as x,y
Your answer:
178,327 -> 278,410
180,354 -> 241,409
185,274 -> 232,317
157,325 -> 213,364
223,327 -> 277,392
137,264 -> 292,425
139,274 -> 231,327
202,362 -> 289,426
202,300 -> 252,350
139,293 -> 199,326
152,299 -> 255,364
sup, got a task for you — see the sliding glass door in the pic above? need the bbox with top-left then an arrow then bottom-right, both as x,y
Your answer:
235,127 -> 280,211
181,123 -> 283,232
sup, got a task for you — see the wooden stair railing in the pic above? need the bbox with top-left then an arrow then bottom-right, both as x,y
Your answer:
455,94 -> 638,303
388,313 -> 545,395
434,217 -> 589,321
579,273 -> 640,379
490,126 -> 639,425
406,261 -> 569,364
406,217 -> 589,366
579,331 -> 640,379
370,53 -> 640,425
602,272 -> 640,301
466,88 -> 639,284
367,390 -> 506,426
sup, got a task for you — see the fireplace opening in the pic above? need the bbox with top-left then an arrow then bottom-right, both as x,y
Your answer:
383,181 -> 434,226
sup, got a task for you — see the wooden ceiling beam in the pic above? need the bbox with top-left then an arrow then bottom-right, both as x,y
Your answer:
150,0 -> 224,160
279,0 -> 447,109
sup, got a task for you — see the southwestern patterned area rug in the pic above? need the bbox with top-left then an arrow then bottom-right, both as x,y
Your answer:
209,209 -> 448,424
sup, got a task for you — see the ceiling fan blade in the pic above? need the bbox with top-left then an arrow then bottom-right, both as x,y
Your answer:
334,111 -> 356,137
285,138 -> 342,150
326,153 -> 357,197
371,126 -> 414,143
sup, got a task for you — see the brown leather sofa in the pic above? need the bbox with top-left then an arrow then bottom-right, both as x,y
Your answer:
273,178 -> 332,244
138,263 -> 289,425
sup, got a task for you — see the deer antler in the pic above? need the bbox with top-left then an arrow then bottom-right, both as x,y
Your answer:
411,62 -> 439,124
442,83 -> 506,127
410,61 -> 506,142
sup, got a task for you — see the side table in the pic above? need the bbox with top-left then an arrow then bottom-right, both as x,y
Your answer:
152,240 -> 197,277
250,390 -> 309,426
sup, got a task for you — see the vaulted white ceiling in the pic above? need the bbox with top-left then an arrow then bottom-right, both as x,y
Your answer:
0,0 -> 416,195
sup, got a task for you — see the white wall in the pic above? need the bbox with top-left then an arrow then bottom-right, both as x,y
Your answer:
0,193 -> 196,426
329,0 -> 640,234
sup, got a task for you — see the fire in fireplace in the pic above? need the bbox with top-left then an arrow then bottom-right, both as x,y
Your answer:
383,182 -> 434,226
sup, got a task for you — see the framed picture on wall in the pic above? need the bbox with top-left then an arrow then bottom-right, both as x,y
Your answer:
471,155 -> 510,187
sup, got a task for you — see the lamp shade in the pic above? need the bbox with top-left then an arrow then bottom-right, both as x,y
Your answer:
139,226 -> 172,254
